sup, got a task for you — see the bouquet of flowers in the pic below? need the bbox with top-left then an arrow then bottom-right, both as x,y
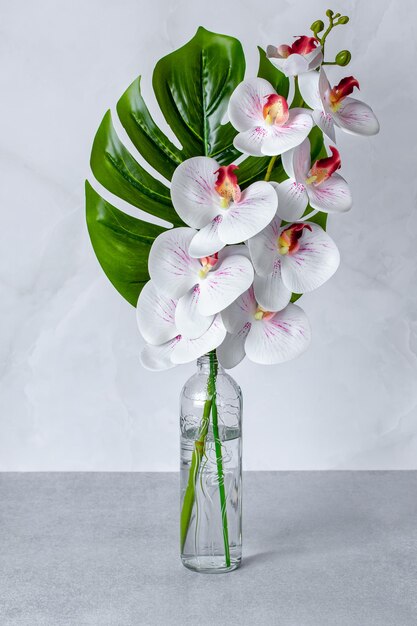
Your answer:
86,9 -> 379,571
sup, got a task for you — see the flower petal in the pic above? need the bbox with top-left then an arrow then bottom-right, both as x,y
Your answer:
282,147 -> 295,179
307,173 -> 352,213
318,68 -> 332,111
140,339 -> 178,371
148,227 -> 200,299
272,179 -> 309,221
261,109 -> 313,156
170,157 -> 221,228
219,181 -> 277,244
298,70 -> 322,110
253,260 -> 292,312
171,315 -> 226,364
218,243 -> 251,262
247,213 -> 281,276
217,325 -> 251,369
267,53 -> 310,77
312,109 -> 336,142
136,281 -> 177,345
228,77 -> 274,132
281,223 -> 340,293
333,97 -> 380,136
305,46 -> 323,71
245,303 -> 311,365
175,287 -> 214,339
188,216 -> 224,258
197,254 -> 254,316
233,126 -> 268,157
221,287 -> 256,333
291,137 -> 311,182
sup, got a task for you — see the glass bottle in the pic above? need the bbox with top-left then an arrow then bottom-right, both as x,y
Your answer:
180,351 -> 242,573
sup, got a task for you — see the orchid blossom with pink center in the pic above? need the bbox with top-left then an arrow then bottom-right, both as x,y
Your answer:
266,35 -> 323,77
217,287 -> 311,368
170,157 -> 277,257
272,137 -> 352,222
136,281 -> 227,370
299,68 -> 379,141
247,217 -> 340,311
148,227 -> 254,339
227,77 -> 313,157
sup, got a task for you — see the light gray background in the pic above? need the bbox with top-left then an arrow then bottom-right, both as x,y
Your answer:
1,0 -> 416,470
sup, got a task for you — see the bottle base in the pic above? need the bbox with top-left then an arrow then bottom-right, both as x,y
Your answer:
181,555 -> 241,574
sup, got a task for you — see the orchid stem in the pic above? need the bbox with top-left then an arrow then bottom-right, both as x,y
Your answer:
209,350 -> 231,567
264,155 -> 277,182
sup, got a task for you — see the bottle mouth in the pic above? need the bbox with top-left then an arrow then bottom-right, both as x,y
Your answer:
197,351 -> 218,368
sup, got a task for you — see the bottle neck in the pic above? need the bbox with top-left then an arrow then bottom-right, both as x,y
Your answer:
197,352 -> 221,373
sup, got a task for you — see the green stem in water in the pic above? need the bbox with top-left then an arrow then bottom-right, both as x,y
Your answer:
209,351 -> 231,567
180,392 -> 212,551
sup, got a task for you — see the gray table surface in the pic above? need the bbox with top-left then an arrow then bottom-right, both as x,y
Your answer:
1,472 -> 416,626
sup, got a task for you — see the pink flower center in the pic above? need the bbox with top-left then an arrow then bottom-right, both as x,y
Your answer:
329,76 -> 360,112
278,35 -> 319,58
214,165 -> 241,208
198,253 -> 218,279
306,146 -> 341,186
263,94 -> 289,126
254,306 -> 275,321
278,223 -> 312,255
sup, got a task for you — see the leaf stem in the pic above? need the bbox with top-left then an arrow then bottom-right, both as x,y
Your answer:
180,389 -> 212,551
209,350 -> 231,567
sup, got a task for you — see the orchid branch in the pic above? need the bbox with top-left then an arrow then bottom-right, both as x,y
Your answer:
310,9 -> 351,66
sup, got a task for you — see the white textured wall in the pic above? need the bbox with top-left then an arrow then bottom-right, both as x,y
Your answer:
1,0 -> 416,470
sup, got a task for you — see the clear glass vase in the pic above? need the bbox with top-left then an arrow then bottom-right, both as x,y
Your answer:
180,351 -> 242,573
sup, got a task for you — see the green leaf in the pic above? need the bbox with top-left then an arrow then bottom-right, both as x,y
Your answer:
153,26 -> 245,161
90,110 -> 182,226
117,76 -> 183,181
87,28 -> 248,304
257,47 -> 289,99
86,182 -> 165,306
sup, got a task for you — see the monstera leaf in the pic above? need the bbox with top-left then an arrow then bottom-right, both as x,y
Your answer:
86,27 -> 326,306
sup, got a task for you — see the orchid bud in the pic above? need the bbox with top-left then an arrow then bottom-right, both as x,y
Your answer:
337,16 -> 349,24
326,9 -> 334,17
310,19 -> 324,34
335,50 -> 352,66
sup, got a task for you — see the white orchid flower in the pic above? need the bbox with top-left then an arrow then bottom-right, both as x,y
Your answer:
148,227 -> 254,338
266,36 -> 323,77
273,137 -> 352,221
298,69 -> 379,141
217,287 -> 311,368
170,157 -> 277,257
227,77 -> 313,157
247,217 -> 339,311
136,281 -> 227,371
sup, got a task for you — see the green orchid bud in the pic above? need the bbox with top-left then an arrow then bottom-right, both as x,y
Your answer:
326,9 -> 334,17
311,19 -> 325,34
335,50 -> 352,66
337,16 -> 349,24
